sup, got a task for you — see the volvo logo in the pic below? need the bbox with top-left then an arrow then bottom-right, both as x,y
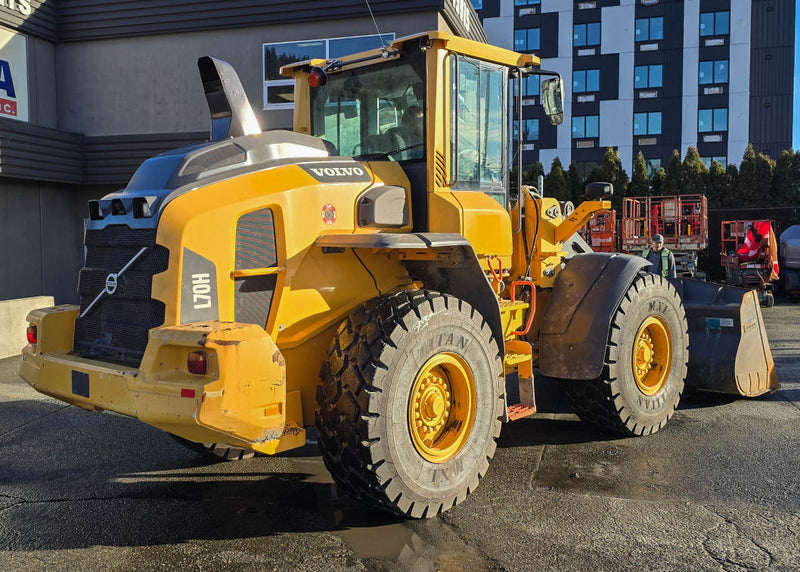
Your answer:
105,273 -> 118,295
79,247 -> 149,318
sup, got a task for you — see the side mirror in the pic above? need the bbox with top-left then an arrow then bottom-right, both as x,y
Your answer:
541,77 -> 564,126
585,182 -> 614,200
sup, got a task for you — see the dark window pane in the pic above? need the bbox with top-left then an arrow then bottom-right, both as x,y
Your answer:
586,69 -> 599,91
635,19 -> 648,40
634,66 -> 647,89
264,39 -> 325,80
633,112 -> 646,135
574,24 -> 587,47
650,65 -> 662,88
699,61 -> 713,84
715,60 -> 728,83
267,84 -> 295,105
700,13 -> 714,36
716,12 -> 730,35
529,28 -> 541,51
698,109 -> 712,132
714,108 -> 728,131
649,112 -> 662,135
572,116 -> 584,138
329,34 -> 393,58
586,116 -> 599,138
515,29 -> 527,51
650,17 -> 664,41
587,23 -> 601,45
573,70 -> 586,93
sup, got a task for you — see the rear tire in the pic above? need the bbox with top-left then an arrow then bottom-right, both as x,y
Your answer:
564,273 -> 688,436
170,435 -> 256,461
315,290 -> 504,518
764,293 -> 775,307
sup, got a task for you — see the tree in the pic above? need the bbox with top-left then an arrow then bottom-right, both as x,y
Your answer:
597,147 -> 629,209
724,163 -> 739,206
544,157 -> 570,201
681,146 -> 708,195
706,160 -> 727,206
651,167 -> 667,196
772,150 -> 796,204
664,149 -> 682,195
523,161 -> 545,187
736,144 -> 773,205
567,161 -> 584,203
629,151 -> 650,197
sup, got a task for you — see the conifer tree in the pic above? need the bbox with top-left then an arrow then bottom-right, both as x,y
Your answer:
629,151 -> 650,196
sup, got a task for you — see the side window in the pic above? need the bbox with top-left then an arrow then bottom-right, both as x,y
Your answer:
450,55 -> 508,205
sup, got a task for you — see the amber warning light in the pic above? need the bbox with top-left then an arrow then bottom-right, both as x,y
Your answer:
187,351 -> 208,375
307,67 -> 327,88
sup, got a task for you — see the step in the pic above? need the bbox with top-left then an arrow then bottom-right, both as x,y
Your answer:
507,403 -> 537,421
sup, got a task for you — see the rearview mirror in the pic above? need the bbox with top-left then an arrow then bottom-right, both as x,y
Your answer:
541,77 -> 564,126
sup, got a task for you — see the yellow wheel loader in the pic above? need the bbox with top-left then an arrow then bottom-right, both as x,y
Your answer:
20,32 -> 778,518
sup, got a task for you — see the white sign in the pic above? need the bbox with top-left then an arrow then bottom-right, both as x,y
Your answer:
1,1 -> 32,16
0,27 -> 28,122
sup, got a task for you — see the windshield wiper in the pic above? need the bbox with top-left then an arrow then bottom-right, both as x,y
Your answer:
365,143 -> 424,161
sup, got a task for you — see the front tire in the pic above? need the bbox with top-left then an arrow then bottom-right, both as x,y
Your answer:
564,273 -> 689,436
315,290 -> 504,518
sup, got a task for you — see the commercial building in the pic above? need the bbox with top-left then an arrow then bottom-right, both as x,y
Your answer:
474,0 -> 795,176
0,0 -> 482,303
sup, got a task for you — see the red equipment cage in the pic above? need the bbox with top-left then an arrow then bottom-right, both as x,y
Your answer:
621,195 -> 708,252
720,220 -> 779,306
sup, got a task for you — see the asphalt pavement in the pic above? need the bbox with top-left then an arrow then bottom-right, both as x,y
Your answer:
1,303 -> 799,571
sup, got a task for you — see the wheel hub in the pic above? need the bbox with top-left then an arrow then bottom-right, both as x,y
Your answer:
632,316 -> 673,396
409,353 -> 476,463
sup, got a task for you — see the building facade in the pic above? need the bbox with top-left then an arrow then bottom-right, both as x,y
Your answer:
0,0 -> 482,303
474,0 -> 795,176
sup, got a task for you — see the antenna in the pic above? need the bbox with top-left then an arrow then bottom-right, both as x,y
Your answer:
365,0 -> 388,49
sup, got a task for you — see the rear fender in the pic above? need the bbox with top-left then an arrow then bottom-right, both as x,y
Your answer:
538,253 -> 649,380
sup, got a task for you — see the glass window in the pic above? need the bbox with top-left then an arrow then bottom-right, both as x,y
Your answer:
713,108 -> 728,131
515,0 -> 541,5
451,55 -> 508,202
635,65 -> 662,89
573,115 -> 599,138
635,17 -> 663,42
700,156 -> 726,169
574,23 -> 600,47
646,158 -> 661,177
715,60 -> 728,83
574,69 -> 600,93
522,119 -> 539,141
472,0 -> 483,8
700,60 -> 729,84
309,51 -> 425,159
698,109 -> 713,132
523,75 -> 540,97
515,28 -> 540,51
700,11 -> 730,36
698,108 -> 728,132
264,33 -> 393,109
634,112 -> 662,135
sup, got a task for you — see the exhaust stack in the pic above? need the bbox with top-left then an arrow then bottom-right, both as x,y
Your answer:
198,56 -> 262,141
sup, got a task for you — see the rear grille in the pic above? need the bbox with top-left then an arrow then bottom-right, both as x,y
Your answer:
73,225 -> 169,367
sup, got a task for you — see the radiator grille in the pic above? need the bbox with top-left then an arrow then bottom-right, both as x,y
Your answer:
73,225 -> 168,367
234,209 -> 277,327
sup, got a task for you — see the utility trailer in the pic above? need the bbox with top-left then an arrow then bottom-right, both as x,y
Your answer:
621,195 -> 708,278
721,220 -> 779,307
779,225 -> 800,301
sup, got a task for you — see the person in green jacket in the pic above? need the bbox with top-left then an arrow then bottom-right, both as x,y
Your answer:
642,234 -> 676,278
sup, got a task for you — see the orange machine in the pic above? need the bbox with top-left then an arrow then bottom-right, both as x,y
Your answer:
584,209 -> 617,252
622,195 -> 708,278
721,220 -> 779,306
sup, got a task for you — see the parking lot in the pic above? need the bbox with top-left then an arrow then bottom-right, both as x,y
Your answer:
1,303 -> 799,571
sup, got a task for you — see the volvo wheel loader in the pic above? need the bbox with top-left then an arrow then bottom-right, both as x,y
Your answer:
20,32 -> 778,518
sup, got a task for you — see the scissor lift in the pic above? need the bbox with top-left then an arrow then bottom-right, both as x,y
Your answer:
584,209 -> 617,253
721,220 -> 778,307
621,195 -> 708,278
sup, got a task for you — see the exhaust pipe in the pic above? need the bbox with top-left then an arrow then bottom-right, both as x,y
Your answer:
198,56 -> 262,141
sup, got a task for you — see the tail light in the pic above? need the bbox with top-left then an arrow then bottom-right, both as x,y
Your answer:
187,351 -> 208,375
26,324 -> 37,344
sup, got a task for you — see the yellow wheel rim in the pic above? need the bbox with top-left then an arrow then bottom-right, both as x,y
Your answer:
408,353 -> 476,463
632,316 -> 673,396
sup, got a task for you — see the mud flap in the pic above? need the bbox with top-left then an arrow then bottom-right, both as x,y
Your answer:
670,279 -> 779,397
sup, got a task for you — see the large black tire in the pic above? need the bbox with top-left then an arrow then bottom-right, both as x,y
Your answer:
564,273 -> 689,436
316,290 -> 504,518
170,435 -> 256,461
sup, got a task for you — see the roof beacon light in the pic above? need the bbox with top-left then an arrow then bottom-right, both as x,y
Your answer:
308,67 -> 328,88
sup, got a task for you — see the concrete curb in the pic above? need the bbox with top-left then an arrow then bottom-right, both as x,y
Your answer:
0,296 -> 54,359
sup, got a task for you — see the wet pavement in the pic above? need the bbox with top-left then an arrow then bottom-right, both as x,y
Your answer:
1,303 -> 799,571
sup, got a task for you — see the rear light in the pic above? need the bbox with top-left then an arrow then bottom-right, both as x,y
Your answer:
180,388 -> 196,399
26,324 -> 37,344
187,351 -> 208,375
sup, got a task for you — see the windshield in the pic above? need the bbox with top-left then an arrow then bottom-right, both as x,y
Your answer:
310,53 -> 426,161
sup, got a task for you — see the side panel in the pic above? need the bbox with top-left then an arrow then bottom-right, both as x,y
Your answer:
538,253 -> 650,380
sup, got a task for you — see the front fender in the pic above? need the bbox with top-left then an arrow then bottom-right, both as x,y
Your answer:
538,253 -> 649,380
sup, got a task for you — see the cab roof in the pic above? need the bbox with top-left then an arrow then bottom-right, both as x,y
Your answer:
280,30 -> 540,78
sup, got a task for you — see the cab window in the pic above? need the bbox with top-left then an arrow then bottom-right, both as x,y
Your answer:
450,55 -> 508,205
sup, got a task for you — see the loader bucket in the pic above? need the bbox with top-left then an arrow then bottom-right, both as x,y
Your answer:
671,279 -> 779,397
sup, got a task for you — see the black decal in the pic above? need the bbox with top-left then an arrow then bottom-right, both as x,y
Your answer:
72,371 -> 90,398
